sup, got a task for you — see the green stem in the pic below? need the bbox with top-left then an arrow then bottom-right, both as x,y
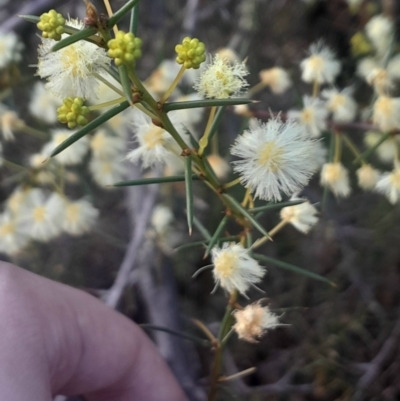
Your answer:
159,65 -> 186,105
59,164 -> 65,194
140,324 -> 211,348
159,113 -> 192,151
354,131 -> 392,164
127,67 -> 222,193
247,81 -> 266,96
129,2 -> 140,34
135,103 -> 159,120
251,219 -> 288,250
94,72 -> 124,97
128,66 -> 189,148
342,134 -> 365,165
333,132 -> 342,164
103,0 -> 119,35
312,80 -> 320,98
198,106 -> 217,157
63,25 -> 103,45
3,159 -> 27,171
19,125 -> 48,139
89,97 -> 126,111
223,177 -> 241,189
208,291 -> 237,401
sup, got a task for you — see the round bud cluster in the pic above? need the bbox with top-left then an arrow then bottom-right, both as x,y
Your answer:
57,98 -> 90,129
107,31 -> 143,66
175,37 -> 206,69
37,10 -> 66,41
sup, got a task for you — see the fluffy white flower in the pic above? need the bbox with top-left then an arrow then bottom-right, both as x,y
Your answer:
42,129 -> 89,165
29,153 -> 57,185
367,68 -> 392,95
259,67 -> 292,94
231,117 -> 319,201
280,196 -> 318,233
356,164 -> 380,190
62,199 -> 99,236
17,189 -> 65,242
300,41 -> 341,84
0,212 -> 29,255
233,302 -> 280,343
0,107 -> 24,141
90,128 -> 125,159
29,82 -> 62,124
356,56 -> 400,94
0,32 -> 23,68
126,112 -> 185,168
194,54 -> 249,99
37,19 -> 111,99
151,205 -> 173,236
372,96 -> 400,132
320,162 -> 351,198
376,167 -> 400,204
365,14 -> 393,55
357,57 -> 379,79
6,187 -> 32,215
322,88 -> 357,122
211,242 -> 266,295
288,96 -> 328,137
89,156 -> 127,187
357,57 -> 387,92
364,132 -> 397,164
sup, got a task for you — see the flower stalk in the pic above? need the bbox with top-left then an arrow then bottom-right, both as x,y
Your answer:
198,106 -> 217,156
208,290 -> 238,401
159,65 -> 186,105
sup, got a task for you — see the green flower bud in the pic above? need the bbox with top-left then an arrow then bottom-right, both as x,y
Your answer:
37,9 -> 66,41
107,31 -> 143,66
57,97 -> 89,129
175,37 -> 206,69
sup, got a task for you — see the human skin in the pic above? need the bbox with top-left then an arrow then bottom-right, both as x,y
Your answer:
0,262 -> 188,401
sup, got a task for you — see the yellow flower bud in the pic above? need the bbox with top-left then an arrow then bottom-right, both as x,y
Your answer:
37,10 -> 66,41
57,97 -> 89,129
175,37 -> 206,69
107,31 -> 142,66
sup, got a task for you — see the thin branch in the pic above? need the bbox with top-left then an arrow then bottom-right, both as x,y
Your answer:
353,319 -> 400,400
103,171 -> 158,308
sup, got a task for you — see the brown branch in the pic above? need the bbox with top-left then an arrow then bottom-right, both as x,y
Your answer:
135,243 -> 206,401
221,348 -> 313,396
103,174 -> 158,308
353,318 -> 400,400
